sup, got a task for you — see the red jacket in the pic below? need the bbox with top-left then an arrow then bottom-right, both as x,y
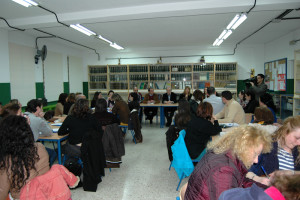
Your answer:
184,151 -> 253,200
20,164 -> 79,200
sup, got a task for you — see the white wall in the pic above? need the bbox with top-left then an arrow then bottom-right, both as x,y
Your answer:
0,29 -> 10,83
3,30 -> 85,103
83,43 -> 265,81
265,27 -> 300,79
69,56 -> 83,93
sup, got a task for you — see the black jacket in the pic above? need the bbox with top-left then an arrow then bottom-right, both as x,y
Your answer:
243,99 -> 259,113
185,117 -> 221,159
162,92 -> 177,103
81,129 -> 106,192
102,123 -> 125,159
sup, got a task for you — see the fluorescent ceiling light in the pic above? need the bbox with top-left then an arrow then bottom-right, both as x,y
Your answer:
98,35 -> 112,44
12,0 -> 38,7
70,24 -> 96,36
218,30 -> 227,40
223,30 -> 232,40
231,14 -> 247,30
216,39 -> 224,46
226,14 -> 240,29
213,39 -> 219,46
110,43 -> 124,50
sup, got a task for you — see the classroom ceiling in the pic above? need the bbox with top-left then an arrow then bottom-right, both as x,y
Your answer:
0,0 -> 300,57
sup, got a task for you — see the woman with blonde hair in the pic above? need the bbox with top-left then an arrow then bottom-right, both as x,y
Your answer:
179,86 -> 192,101
248,115 -> 300,185
184,126 -> 272,200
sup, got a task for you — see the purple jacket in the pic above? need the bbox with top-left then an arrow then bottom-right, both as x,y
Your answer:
184,151 -> 253,200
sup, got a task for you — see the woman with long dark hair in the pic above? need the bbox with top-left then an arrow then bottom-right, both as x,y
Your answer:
55,93 -> 68,116
63,93 -> 76,115
91,91 -> 102,108
0,115 -> 50,199
58,99 -> 102,157
259,93 -> 277,123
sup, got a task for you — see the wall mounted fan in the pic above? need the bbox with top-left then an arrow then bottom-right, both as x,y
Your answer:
34,45 -> 47,64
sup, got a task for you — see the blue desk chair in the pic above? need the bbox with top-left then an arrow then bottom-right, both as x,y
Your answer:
171,129 -> 207,191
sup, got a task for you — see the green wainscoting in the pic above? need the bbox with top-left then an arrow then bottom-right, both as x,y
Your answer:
35,82 -> 44,99
0,83 -> 11,104
64,82 -> 69,94
83,82 -> 88,98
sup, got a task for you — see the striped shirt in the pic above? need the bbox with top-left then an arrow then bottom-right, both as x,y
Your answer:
278,147 -> 294,171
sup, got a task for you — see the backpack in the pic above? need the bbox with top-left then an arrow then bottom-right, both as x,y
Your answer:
64,157 -> 82,177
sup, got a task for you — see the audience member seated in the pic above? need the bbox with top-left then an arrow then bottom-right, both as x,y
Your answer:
129,86 -> 143,122
248,107 -> 279,134
215,90 -> 245,124
259,93 -> 277,123
219,172 -> 300,200
0,115 -> 50,200
63,93 -> 75,115
189,89 -> 204,118
20,164 -> 80,199
162,87 -> 177,127
184,126 -> 272,200
91,91 -> 102,108
166,100 -> 191,161
0,103 -> 22,119
238,90 -> 247,108
67,93 -> 86,115
203,86 -> 224,115
58,99 -> 103,158
143,87 -> 160,124
179,86 -> 192,101
185,102 -> 222,160
9,98 -> 22,107
128,92 -> 143,143
107,90 -> 115,109
247,115 -> 300,185
112,93 -> 130,125
25,99 -> 56,166
243,90 -> 259,113
55,93 -> 68,116
93,98 -> 119,130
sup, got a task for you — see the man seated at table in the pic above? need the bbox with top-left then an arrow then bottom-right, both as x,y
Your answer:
215,91 -> 245,124
203,86 -> 224,115
143,87 -> 160,124
162,87 -> 177,127
25,99 -> 56,165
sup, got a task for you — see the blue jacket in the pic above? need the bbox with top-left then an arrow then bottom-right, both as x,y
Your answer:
250,142 -> 300,175
171,130 -> 194,179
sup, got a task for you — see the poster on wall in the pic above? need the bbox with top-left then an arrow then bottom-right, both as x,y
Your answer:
277,74 -> 286,91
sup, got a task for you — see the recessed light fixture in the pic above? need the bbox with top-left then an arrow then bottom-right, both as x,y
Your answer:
12,0 -> 38,7
213,13 -> 247,46
110,43 -> 124,50
70,24 -> 96,36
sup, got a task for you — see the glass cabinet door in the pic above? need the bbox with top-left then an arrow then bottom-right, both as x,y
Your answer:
193,63 -> 214,89
109,65 -> 128,90
129,65 -> 148,90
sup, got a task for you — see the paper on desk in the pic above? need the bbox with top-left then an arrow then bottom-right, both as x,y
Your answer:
219,123 -> 239,127
52,128 -> 59,133
51,123 -> 62,126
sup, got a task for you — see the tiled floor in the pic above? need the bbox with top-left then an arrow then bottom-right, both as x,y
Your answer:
70,122 -> 187,200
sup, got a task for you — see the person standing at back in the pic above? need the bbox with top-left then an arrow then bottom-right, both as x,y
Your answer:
215,91 -> 245,124
250,74 -> 268,101
203,87 -> 224,115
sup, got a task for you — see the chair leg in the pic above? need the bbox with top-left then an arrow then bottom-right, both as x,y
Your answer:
109,168 -> 111,172
176,174 -> 184,191
130,130 -> 137,144
169,161 -> 172,171
62,154 -> 68,165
